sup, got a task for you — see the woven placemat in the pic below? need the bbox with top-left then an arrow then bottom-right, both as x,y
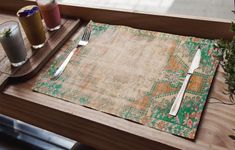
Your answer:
33,21 -> 219,139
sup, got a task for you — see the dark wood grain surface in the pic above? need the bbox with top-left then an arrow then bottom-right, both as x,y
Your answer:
0,1 -> 234,150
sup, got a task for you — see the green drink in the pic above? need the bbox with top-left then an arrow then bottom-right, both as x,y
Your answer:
0,21 -> 27,67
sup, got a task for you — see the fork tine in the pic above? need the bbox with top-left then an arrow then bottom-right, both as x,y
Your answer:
87,27 -> 91,39
85,28 -> 91,41
81,28 -> 88,41
83,30 -> 89,41
83,26 -> 89,39
84,28 -> 90,41
83,27 -> 91,41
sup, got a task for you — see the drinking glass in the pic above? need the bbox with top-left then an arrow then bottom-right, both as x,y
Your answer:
17,5 -> 46,49
0,21 -> 27,67
37,0 -> 61,31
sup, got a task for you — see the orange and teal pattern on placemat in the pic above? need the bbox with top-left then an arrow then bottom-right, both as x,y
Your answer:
33,21 -> 219,139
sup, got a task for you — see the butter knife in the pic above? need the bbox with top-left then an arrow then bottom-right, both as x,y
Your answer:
169,47 -> 201,116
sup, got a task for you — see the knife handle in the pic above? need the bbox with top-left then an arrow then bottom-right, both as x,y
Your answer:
169,74 -> 191,116
51,47 -> 77,80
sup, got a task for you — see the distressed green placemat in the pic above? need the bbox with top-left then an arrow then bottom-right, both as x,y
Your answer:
33,21 -> 219,139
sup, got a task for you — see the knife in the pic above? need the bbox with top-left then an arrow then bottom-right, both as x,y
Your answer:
169,47 -> 201,116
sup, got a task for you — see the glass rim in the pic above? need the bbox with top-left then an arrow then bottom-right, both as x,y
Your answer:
16,5 -> 39,18
0,20 -> 19,37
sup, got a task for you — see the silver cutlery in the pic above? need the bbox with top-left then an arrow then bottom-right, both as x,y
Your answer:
51,25 -> 92,80
169,46 -> 201,116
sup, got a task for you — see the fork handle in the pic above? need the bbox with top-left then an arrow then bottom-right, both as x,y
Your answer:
169,74 -> 191,116
52,47 -> 77,79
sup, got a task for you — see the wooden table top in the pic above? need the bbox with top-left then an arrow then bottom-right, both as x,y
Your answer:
0,1 -> 235,150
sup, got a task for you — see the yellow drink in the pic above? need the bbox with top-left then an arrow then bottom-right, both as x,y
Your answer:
17,5 -> 46,49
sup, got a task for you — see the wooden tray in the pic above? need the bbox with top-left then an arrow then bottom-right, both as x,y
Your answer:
0,18 -> 80,90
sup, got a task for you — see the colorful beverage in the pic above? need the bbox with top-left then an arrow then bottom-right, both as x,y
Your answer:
17,5 -> 46,49
37,0 -> 61,31
0,21 -> 27,67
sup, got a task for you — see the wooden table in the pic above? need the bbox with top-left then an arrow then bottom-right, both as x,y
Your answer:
0,1 -> 235,150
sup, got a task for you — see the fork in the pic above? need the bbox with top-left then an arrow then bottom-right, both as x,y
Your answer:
51,25 -> 92,80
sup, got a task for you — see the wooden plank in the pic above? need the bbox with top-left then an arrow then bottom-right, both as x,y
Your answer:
0,1 -> 234,150
0,72 -> 9,91
60,6 -> 233,40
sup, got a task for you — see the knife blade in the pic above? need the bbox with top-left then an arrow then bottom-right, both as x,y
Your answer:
169,47 -> 201,116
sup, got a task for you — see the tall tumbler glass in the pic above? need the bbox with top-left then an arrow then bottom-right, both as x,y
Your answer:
17,5 -> 46,49
0,21 -> 27,67
37,0 -> 61,31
